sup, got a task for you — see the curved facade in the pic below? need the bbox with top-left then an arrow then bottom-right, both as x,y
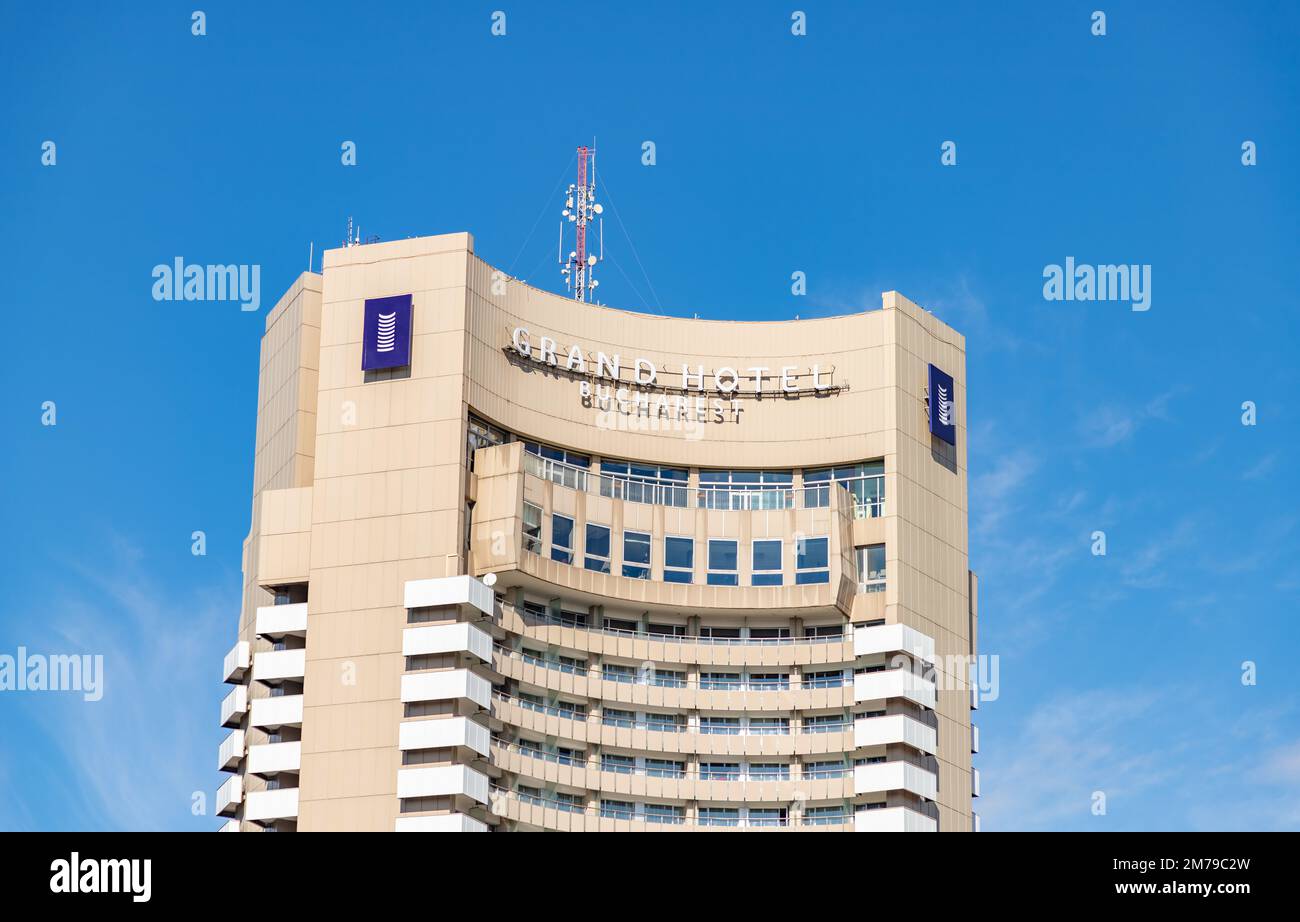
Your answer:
215,232 -> 979,832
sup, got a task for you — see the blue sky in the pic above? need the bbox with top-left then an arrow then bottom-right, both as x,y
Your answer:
1,1 -> 1297,831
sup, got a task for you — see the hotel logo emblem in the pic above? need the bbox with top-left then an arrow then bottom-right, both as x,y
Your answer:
927,363 -> 957,446
362,294 -> 413,371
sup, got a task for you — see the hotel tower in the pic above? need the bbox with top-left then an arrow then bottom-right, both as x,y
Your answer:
215,231 -> 980,832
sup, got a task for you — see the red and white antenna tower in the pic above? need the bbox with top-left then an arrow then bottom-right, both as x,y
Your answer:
558,145 -> 604,302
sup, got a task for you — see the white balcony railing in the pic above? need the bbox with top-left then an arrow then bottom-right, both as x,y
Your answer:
220,685 -> 248,728
223,641 -> 250,683
853,623 -> 935,664
395,814 -> 489,833
853,714 -> 937,755
854,806 -> 937,833
216,775 -> 243,816
972,767 -> 981,798
402,622 -> 493,664
403,575 -> 495,618
400,669 -> 492,710
396,765 -> 490,805
250,694 -> 304,729
854,669 -> 937,710
248,741 -> 301,776
255,602 -> 308,639
218,819 -> 240,832
398,717 -> 491,758
253,649 -> 306,683
244,787 -> 299,823
855,761 -> 938,800
217,729 -> 246,771
971,723 -> 980,753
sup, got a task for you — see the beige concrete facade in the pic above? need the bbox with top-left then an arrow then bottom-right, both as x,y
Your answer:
216,232 -> 978,832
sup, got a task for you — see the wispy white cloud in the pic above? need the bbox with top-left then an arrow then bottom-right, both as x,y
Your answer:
1078,390 -> 1177,448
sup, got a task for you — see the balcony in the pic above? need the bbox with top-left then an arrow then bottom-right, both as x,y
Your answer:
217,729 -> 245,771
222,641 -> 250,683
396,764 -> 490,805
395,814 -> 489,833
254,602 -> 308,639
250,694 -> 304,729
971,723 -> 980,753
400,669 -> 493,709
403,574 -> 495,617
972,812 -> 981,833
398,717 -> 491,758
216,775 -> 242,816
853,806 -> 937,833
854,669 -> 937,709
220,685 -> 247,728
402,622 -> 492,664
972,767 -> 981,797
853,623 -> 935,664
247,741 -> 301,775
244,787 -> 299,823
855,761 -> 938,800
854,714 -> 937,755
252,649 -> 306,683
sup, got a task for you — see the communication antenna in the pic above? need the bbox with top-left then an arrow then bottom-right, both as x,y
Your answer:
557,144 -> 604,303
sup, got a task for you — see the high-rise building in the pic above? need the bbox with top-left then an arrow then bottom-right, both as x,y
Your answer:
215,232 -> 979,832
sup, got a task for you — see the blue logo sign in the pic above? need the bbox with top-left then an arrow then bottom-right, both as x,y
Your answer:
362,294 -> 412,371
927,363 -> 957,445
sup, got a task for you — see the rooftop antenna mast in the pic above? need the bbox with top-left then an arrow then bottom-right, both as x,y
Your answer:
558,144 -> 604,303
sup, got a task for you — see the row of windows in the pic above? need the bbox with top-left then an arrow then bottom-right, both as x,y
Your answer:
511,786 -> 854,825
517,601 -> 852,642
525,507 -> 836,586
506,737 -> 864,778
514,652 -> 853,689
509,695 -> 859,734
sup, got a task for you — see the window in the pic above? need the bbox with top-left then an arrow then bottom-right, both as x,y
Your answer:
648,622 -> 686,637
749,763 -> 790,780
751,539 -> 783,586
748,716 -> 790,736
602,664 -> 637,684
857,543 -> 886,592
699,625 -> 741,639
646,758 -> 685,778
804,714 -> 847,733
604,617 -> 638,633
524,442 -> 590,490
804,760 -> 848,779
602,708 -> 635,728
698,806 -> 741,827
749,626 -> 790,640
699,716 -> 741,735
803,624 -> 844,639
663,536 -> 694,583
554,700 -> 586,721
522,502 -> 542,554
556,746 -> 585,766
748,673 -> 789,690
698,469 -> 794,510
557,655 -> 587,675
701,672 -> 741,690
466,415 -> 507,471
551,514 -> 574,564
803,669 -> 845,689
601,799 -> 635,820
795,536 -> 830,584
803,461 -> 884,517
651,669 -> 686,688
646,712 -> 686,733
601,754 -> 636,774
517,785 -> 543,806
804,805 -> 849,825
707,539 -> 738,586
600,459 -> 689,507
584,523 -> 611,573
645,804 -> 685,825
700,762 -> 741,781
553,791 -> 585,813
518,738 -> 544,756
748,807 -> 787,827
623,530 -> 651,579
